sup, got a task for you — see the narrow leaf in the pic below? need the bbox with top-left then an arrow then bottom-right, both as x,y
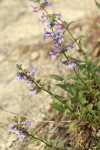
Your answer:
51,103 -> 65,113
95,0 -> 100,9
47,74 -> 64,81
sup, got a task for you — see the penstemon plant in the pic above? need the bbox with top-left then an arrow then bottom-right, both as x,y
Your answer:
1,0 -> 100,149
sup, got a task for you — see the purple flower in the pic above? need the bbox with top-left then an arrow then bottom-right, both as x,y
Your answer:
29,86 -> 36,96
55,13 -> 62,19
67,42 -> 74,49
57,35 -> 64,43
42,0 -> 52,7
18,129 -> 26,139
9,125 -> 16,133
31,5 -> 40,12
47,20 -> 55,28
16,64 -> 22,70
26,66 -> 36,73
15,72 -> 23,80
40,13 -> 48,25
52,43 -> 61,51
59,59 -> 67,65
44,28 -> 51,40
67,61 -> 76,69
23,75 -> 31,83
51,32 -> 64,44
22,120 -> 31,126
49,50 -> 60,60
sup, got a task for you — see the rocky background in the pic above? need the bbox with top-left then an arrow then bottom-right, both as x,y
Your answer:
0,0 -> 99,149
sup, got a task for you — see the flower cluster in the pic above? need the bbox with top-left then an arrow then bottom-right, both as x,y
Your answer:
31,0 -> 78,69
31,0 -> 52,13
15,64 -> 40,96
9,119 -> 31,139
60,57 -> 78,69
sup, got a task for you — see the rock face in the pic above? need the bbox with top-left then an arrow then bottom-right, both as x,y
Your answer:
0,0 -> 97,149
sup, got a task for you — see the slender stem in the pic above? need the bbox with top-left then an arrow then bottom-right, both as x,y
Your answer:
63,51 -> 69,61
63,52 -> 92,93
67,29 -> 87,60
33,80 -> 53,96
28,133 -> 66,150
0,124 -> 67,150
38,2 -> 49,15
73,68 -> 91,92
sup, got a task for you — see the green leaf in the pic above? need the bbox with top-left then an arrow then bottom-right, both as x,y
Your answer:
70,86 -> 76,96
64,108 -> 70,114
28,138 -> 37,144
97,101 -> 100,110
52,94 -> 67,103
68,121 -> 77,128
47,74 -> 64,81
47,84 -> 53,93
87,104 -> 96,119
51,102 -> 65,113
95,0 -> 100,9
97,142 -> 100,148
80,98 -> 88,105
76,35 -> 86,52
56,83 -> 71,92
12,117 -> 18,123
87,104 -> 93,111
65,74 -> 78,81
43,136 -> 52,145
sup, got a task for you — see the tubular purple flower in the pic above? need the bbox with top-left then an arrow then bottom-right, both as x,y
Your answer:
47,20 -> 55,28
57,28 -> 64,34
51,32 -> 64,44
44,28 -> 51,40
58,35 -> 64,43
15,72 -> 23,80
40,13 -> 48,25
67,61 -> 76,69
42,0 -> 52,7
67,42 -> 74,49
31,5 -> 40,12
9,125 -> 16,133
49,50 -> 60,60
29,86 -> 36,96
26,66 -> 37,73
52,43 -> 62,51
23,75 -> 31,83
59,59 -> 67,65
55,13 -> 62,19
16,64 -> 22,70
18,129 -> 26,139
22,120 -> 31,126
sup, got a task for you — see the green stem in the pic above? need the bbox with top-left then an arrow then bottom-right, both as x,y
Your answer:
67,29 -> 87,60
63,52 -> 92,93
28,133 -> 66,150
33,81 -> 53,96
63,51 -> 69,61
0,124 -> 66,150
73,68 -> 91,93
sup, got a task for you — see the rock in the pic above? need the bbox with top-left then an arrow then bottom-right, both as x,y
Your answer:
31,51 -> 40,61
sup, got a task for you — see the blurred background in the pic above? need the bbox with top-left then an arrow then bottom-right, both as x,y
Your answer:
0,0 -> 99,149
